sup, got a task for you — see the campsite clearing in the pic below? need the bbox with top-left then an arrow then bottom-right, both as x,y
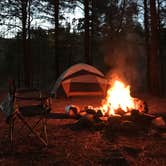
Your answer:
0,95 -> 166,166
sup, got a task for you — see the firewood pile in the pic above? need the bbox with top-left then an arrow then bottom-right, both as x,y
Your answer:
65,101 -> 166,135
63,79 -> 166,136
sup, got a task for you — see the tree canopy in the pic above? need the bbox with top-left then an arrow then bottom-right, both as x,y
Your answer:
0,0 -> 166,95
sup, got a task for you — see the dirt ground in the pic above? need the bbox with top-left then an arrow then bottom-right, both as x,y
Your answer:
1,94 -> 166,166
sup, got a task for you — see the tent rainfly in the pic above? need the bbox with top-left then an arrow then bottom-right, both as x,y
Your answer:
51,63 -> 108,98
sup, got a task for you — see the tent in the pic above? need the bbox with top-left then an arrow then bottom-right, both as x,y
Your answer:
51,63 -> 108,98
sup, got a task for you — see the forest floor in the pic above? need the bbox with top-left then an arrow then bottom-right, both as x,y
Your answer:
0,93 -> 166,166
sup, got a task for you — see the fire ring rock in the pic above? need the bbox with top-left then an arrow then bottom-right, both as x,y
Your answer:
65,105 -> 80,118
152,117 -> 166,128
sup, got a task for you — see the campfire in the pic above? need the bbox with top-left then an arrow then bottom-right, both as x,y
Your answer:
99,79 -> 146,116
65,78 -> 148,118
65,78 -> 166,132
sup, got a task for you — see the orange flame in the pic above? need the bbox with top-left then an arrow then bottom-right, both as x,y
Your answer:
101,80 -> 135,116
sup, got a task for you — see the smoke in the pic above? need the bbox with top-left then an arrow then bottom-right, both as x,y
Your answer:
104,33 -> 147,93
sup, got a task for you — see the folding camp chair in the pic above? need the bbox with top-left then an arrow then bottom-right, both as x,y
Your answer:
8,87 -> 51,147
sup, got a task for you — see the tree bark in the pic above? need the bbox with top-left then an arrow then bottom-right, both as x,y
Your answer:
28,0 -> 32,86
149,0 -> 160,95
54,0 -> 60,79
84,0 -> 91,64
21,0 -> 30,87
144,0 -> 150,91
90,0 -> 94,64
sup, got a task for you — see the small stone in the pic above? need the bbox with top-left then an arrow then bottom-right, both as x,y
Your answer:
152,117 -> 166,128
161,133 -> 166,139
148,129 -> 159,136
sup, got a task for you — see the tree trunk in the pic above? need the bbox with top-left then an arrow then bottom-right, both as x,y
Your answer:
90,0 -> 94,64
117,0 -> 126,33
54,0 -> 60,79
84,0 -> 91,64
21,0 -> 30,87
157,0 -> 164,95
27,0 -> 32,87
149,0 -> 160,95
157,0 -> 161,31
144,0 -> 150,91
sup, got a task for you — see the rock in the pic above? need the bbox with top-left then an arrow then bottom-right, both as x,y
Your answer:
76,114 -> 94,128
130,109 -> 141,122
152,117 -> 166,128
131,109 -> 140,117
96,109 -> 103,117
84,114 -> 94,121
84,105 -> 94,111
85,109 -> 96,115
121,120 -> 137,132
134,113 -> 155,128
148,129 -> 159,137
108,114 -> 122,123
108,115 -> 122,130
161,133 -> 166,139
65,105 -> 80,118
122,112 -> 131,121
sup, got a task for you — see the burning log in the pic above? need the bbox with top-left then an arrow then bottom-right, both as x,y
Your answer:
133,98 -> 148,113
84,106 -> 96,115
99,116 -> 109,121
114,108 -> 126,116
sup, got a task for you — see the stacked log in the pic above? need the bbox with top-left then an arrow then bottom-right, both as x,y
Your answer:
65,102 -> 166,134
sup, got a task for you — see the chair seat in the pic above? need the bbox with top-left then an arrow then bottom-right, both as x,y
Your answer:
19,105 -> 46,116
15,99 -> 41,107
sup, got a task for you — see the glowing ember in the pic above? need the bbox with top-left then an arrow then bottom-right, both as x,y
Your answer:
100,80 -> 136,116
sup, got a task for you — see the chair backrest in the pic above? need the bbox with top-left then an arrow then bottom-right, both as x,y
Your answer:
8,80 -> 51,115
8,79 -> 16,103
15,88 -> 45,116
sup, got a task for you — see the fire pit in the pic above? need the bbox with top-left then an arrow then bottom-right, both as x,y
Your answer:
66,79 -> 166,133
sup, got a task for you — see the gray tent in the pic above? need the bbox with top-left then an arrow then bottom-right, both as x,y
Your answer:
51,63 -> 108,98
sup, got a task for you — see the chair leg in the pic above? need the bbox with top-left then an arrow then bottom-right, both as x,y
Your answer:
16,112 -> 48,146
27,118 -> 42,136
9,117 -> 14,148
43,117 -> 48,145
